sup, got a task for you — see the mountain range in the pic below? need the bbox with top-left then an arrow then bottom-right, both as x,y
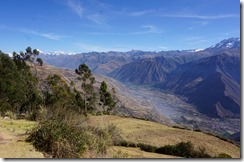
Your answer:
39,38 -> 240,119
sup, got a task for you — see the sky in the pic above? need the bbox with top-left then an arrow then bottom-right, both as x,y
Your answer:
0,0 -> 240,54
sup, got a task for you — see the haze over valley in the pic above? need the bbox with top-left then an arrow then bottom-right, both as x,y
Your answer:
40,38 -> 241,140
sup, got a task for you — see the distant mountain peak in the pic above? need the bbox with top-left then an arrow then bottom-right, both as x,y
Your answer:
40,51 -> 76,56
209,37 -> 240,49
126,49 -> 146,55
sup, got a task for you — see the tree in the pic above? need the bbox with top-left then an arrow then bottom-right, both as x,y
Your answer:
99,81 -> 116,113
75,64 -> 96,115
0,51 -> 41,117
45,74 -> 74,111
36,58 -> 43,66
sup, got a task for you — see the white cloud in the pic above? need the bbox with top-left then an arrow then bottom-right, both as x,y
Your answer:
0,25 -> 63,41
131,25 -> 163,35
160,13 -> 239,20
196,21 -> 209,25
19,29 -> 63,40
188,21 -> 209,30
87,14 -> 105,24
129,10 -> 151,16
67,0 -> 84,18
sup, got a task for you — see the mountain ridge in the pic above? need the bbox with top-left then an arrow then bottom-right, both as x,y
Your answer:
38,38 -> 240,119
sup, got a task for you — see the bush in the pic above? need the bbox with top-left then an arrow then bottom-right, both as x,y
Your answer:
137,143 -> 157,152
4,111 -> 17,120
217,153 -> 232,158
156,141 -> 211,158
27,115 -> 88,158
193,146 -> 211,158
27,108 -> 121,158
174,141 -> 194,157
116,140 -> 137,147
156,145 -> 176,155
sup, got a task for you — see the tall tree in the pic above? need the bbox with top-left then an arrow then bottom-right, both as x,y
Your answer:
99,81 -> 116,113
36,58 -> 43,66
75,64 -> 96,114
0,51 -> 41,116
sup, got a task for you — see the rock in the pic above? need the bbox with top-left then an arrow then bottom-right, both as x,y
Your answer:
3,116 -> 10,120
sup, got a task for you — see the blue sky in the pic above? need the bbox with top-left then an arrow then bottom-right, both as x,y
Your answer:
0,0 -> 240,53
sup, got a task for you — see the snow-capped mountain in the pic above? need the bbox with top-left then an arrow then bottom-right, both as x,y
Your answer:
208,37 -> 240,49
40,51 -> 76,55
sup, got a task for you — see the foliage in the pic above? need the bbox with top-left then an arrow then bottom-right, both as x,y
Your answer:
217,153 -> 232,158
36,58 -> 43,66
0,51 -> 41,117
43,74 -> 84,115
116,140 -> 213,158
75,64 -> 96,114
27,108 -> 121,158
4,111 -> 17,120
155,141 -> 211,158
137,143 -> 157,152
99,81 -> 116,113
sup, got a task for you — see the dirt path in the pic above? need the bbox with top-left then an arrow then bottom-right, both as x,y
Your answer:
0,118 -> 44,158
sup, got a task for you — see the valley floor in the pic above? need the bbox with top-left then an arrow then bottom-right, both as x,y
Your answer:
126,85 -> 240,138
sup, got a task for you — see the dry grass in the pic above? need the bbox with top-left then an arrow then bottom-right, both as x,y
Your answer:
0,119 -> 37,134
0,140 -> 44,158
0,118 -> 44,158
88,115 -> 240,158
108,146 -> 180,158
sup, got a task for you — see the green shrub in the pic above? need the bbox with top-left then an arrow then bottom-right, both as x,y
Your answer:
155,141 -> 211,158
116,140 -> 137,147
137,143 -> 157,152
217,153 -> 232,158
4,111 -> 17,120
156,145 -> 176,155
174,141 -> 194,157
27,108 -> 121,158
27,115 -> 88,158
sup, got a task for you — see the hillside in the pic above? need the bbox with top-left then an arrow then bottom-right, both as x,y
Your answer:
0,116 -> 240,158
39,52 -> 133,75
39,49 -> 212,77
34,64 -> 172,125
88,115 -> 240,158
160,52 -> 240,118
109,56 -> 180,85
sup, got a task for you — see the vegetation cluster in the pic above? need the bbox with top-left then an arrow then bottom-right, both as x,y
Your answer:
0,47 -> 117,157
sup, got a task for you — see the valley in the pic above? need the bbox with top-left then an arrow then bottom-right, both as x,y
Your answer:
124,85 -> 240,138
38,38 -> 241,143
0,0 -> 240,158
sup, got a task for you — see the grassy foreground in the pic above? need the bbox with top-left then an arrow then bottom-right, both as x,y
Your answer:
0,115 -> 240,158
88,115 -> 240,158
0,117 -> 44,158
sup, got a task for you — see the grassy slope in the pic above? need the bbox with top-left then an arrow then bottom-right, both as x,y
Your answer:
0,117 -> 44,158
107,146 -> 180,158
0,115 -> 240,158
88,115 -> 240,158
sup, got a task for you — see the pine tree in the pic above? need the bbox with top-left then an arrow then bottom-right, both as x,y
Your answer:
99,81 -> 116,113
75,64 -> 96,115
